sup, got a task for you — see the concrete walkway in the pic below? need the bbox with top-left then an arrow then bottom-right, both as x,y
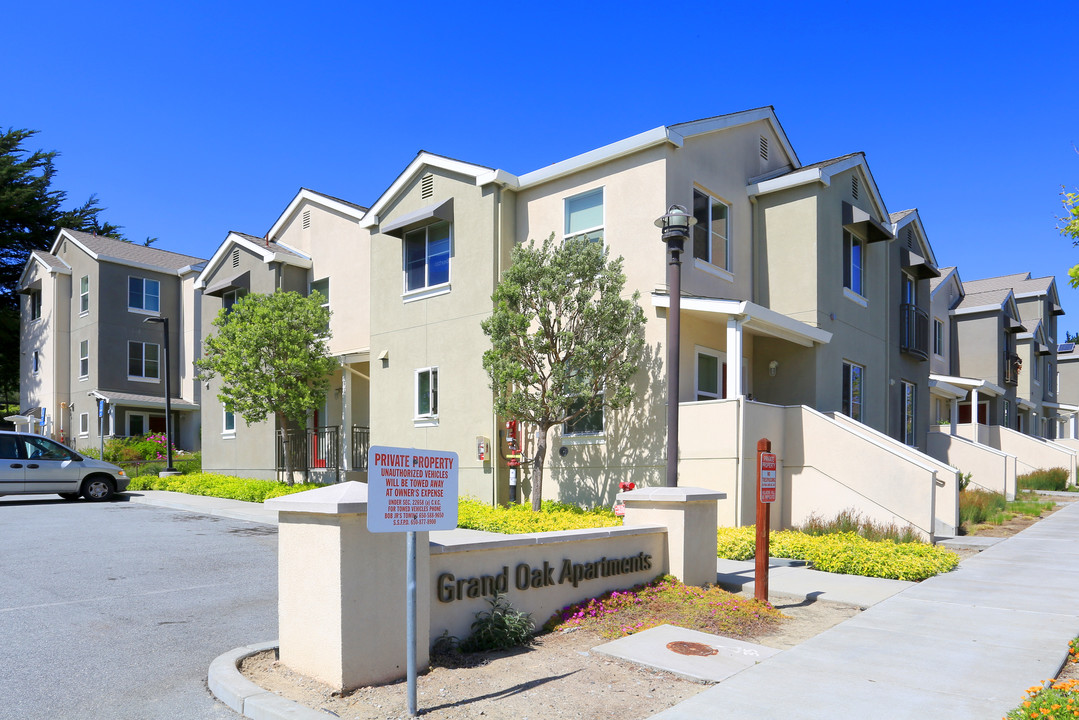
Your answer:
653,499 -> 1079,719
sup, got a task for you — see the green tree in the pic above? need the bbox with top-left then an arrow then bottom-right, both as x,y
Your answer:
0,127 -> 122,405
481,234 -> 646,511
1063,187 -> 1079,288
195,290 -> 336,483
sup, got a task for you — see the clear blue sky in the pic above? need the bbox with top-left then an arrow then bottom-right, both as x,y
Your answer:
5,1 -> 1077,332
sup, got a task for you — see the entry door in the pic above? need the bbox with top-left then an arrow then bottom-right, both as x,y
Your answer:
21,435 -> 83,494
0,434 -> 24,493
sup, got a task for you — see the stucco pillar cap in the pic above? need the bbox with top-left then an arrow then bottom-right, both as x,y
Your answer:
617,486 -> 726,503
266,480 -> 369,515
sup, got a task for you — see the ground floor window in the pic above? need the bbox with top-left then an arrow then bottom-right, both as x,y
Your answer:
695,348 -> 726,401
415,367 -> 438,422
79,413 -> 89,437
901,381 -> 916,445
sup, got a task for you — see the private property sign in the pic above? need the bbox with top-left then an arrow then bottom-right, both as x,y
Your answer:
759,452 -> 777,503
367,446 -> 459,532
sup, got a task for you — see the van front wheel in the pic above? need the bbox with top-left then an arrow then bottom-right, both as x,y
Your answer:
81,477 -> 115,502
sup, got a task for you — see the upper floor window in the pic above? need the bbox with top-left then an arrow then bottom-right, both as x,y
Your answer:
901,381 -> 916,446
404,222 -> 451,293
692,189 -> 730,270
564,188 -> 603,244
223,409 -> 236,436
310,278 -> 329,310
843,231 -> 865,298
79,340 -> 89,379
28,289 -> 42,321
1002,399 -> 1012,429
80,276 -> 89,314
696,348 -> 726,401
1033,355 -> 1041,382
223,288 -> 247,312
128,277 -> 160,313
933,319 -> 944,356
415,367 -> 439,421
128,341 -> 160,381
31,351 -> 40,375
842,361 -> 864,422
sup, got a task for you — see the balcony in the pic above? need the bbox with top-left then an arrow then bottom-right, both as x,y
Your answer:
1003,352 -> 1021,386
899,304 -> 929,360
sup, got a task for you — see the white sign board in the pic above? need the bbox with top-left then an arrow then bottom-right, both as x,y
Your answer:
367,445 -> 459,532
759,452 -> 777,504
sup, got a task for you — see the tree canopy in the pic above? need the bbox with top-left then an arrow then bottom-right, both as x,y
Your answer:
1062,187 -> 1079,288
0,126 -> 122,405
481,234 -> 646,511
195,290 -> 337,427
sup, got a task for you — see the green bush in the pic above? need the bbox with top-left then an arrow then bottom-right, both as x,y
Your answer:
797,509 -> 920,543
716,526 -> 959,581
456,497 -> 621,533
1017,467 -> 1069,492
126,473 -> 321,502
959,488 -> 1007,525
459,594 -> 534,652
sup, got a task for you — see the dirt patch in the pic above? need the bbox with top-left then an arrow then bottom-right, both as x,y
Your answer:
239,595 -> 861,720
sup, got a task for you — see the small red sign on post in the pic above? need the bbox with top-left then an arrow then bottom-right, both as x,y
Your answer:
759,452 -> 777,504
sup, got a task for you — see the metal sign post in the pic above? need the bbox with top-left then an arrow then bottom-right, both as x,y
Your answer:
368,445 -> 459,717
755,438 -> 776,603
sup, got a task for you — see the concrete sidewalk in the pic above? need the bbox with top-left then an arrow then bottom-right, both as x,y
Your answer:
127,490 -> 280,525
652,499 -> 1079,719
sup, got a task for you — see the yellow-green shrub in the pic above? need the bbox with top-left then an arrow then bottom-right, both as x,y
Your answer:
716,526 -> 959,581
456,497 -> 621,533
127,473 -> 320,502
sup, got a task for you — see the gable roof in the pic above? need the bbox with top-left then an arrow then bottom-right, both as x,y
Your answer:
889,208 -> 939,275
53,228 -> 205,273
267,187 -> 369,243
953,288 -> 1014,314
16,250 -> 72,292
930,266 -> 959,296
747,152 -> 890,223
194,231 -> 311,290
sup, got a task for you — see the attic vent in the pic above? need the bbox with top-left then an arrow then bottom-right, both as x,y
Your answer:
851,176 -> 860,200
232,249 -> 240,268
759,136 -> 769,160
302,210 -> 311,230
421,174 -> 434,199
905,227 -> 914,250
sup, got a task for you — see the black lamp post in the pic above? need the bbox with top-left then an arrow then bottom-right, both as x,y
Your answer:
655,205 -> 696,487
143,316 -> 176,474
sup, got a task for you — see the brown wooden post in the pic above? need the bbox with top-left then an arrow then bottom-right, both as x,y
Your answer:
754,438 -> 774,603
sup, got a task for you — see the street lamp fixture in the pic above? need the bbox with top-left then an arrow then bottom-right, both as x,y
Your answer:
143,316 -> 177,475
655,205 -> 696,487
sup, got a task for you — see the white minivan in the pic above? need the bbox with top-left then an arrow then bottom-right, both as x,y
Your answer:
0,431 -> 129,501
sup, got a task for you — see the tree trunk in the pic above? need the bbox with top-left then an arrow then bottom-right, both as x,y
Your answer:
531,423 -> 551,512
279,413 -> 294,486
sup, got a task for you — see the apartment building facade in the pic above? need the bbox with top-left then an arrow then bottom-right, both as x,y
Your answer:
17,229 -> 205,451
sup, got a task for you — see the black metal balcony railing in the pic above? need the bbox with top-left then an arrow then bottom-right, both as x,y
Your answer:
352,425 -> 370,471
899,303 -> 930,360
1003,351 -> 1021,385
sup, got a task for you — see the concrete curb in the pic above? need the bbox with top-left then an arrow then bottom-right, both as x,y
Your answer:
208,641 -> 330,720
126,491 -> 279,525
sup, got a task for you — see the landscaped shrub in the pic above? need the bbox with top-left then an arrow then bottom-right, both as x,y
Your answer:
716,526 -> 959,581
126,473 -> 321,502
456,497 -> 620,533
543,575 -> 782,639
1004,678 -> 1079,719
458,594 -> 535,652
797,509 -> 920,543
959,488 -> 1007,525
1018,467 -> 1069,492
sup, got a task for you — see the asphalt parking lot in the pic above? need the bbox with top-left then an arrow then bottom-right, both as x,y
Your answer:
0,494 -> 277,720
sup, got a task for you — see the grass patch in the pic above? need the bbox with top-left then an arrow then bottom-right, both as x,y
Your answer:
960,489 -> 1056,532
797,508 -> 921,543
456,497 -> 621,533
127,473 -> 321,502
543,575 -> 782,639
1018,467 -> 1070,492
716,526 -> 959,581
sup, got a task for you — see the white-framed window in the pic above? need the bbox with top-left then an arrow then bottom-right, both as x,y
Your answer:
842,361 -> 864,421
28,289 -> 42,321
565,396 -> 603,436
564,188 -> 604,244
1048,362 -> 1054,395
222,288 -> 247,312
933,319 -> 944,356
696,348 -> 726,401
843,231 -> 865,298
128,277 -> 160,313
692,188 -> 730,270
223,409 -> 236,437
32,351 -> 40,375
1002,399 -> 1012,429
128,341 -> 160,381
310,278 -> 329,310
79,340 -> 89,379
79,412 -> 89,437
80,276 -> 89,314
415,367 -> 439,422
1033,355 -> 1041,382
901,380 -> 916,445
404,222 -> 451,294
127,413 -> 147,437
